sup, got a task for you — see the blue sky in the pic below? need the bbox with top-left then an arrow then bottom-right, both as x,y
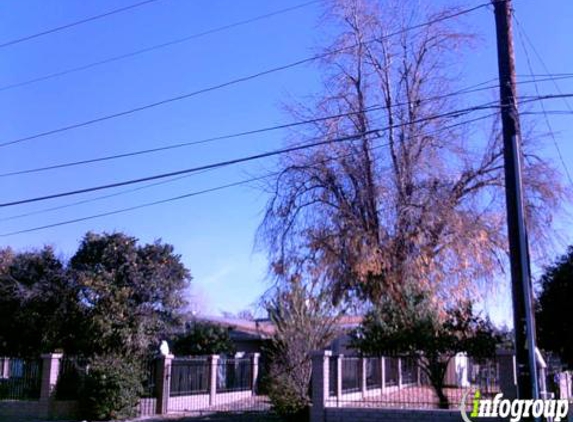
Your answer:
0,0 -> 571,325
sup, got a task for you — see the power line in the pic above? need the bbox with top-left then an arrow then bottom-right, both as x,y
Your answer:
0,2 -> 490,150
0,0 -> 163,49
0,112 -> 498,236
0,103 -> 499,208
0,1 -> 319,93
0,175 -> 270,238
0,169 -> 217,223
513,14 -> 573,188
6,74 -> 567,179
0,78 -> 502,179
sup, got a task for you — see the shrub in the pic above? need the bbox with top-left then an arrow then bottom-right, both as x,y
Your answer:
80,355 -> 143,421
265,362 -> 311,422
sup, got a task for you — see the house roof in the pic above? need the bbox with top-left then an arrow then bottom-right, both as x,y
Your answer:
194,314 -> 363,340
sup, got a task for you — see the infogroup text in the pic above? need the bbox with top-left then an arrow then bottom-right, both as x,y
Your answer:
460,390 -> 569,422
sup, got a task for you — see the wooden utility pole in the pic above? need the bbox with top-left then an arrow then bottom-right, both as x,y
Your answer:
492,0 -> 540,403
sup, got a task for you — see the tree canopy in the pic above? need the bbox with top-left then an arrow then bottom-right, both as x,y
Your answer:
536,245 -> 573,368
0,232 -> 191,358
257,0 -> 565,307
0,246 -> 78,357
171,321 -> 235,356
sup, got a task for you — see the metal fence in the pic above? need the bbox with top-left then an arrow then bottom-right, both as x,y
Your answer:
217,358 -> 252,393
54,356 -> 88,400
341,357 -> 361,393
365,358 -> 382,390
167,356 -> 270,415
384,357 -> 399,387
329,354 -> 501,410
467,356 -> 499,395
141,357 -> 157,398
170,358 -> 210,396
0,357 -> 42,400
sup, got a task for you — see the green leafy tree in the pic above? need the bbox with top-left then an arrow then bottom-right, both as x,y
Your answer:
537,246 -> 573,368
80,354 -> 144,421
352,289 -> 500,409
69,232 -> 191,357
0,247 -> 79,357
171,321 -> 235,356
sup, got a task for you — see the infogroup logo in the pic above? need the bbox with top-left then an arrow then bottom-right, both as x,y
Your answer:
460,390 -> 569,422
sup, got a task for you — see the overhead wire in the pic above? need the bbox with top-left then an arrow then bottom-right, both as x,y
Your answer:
0,2 -> 491,150
0,103 -> 500,209
4,74 -> 571,180
0,111 -> 498,237
513,13 -> 573,188
0,1 -> 319,93
0,0 -> 163,49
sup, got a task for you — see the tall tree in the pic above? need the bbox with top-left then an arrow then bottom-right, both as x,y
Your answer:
536,246 -> 573,368
69,232 -> 191,357
257,0 -> 565,305
0,246 -> 78,357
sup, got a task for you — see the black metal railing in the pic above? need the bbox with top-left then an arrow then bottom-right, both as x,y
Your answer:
216,358 -> 252,393
170,358 -> 209,396
0,357 -> 42,400
141,357 -> 157,398
54,356 -> 88,400
401,357 -> 418,385
341,357 -> 361,393
328,354 -> 502,410
468,356 -> 499,394
328,355 -> 338,396
384,357 -> 399,387
366,357 -> 382,389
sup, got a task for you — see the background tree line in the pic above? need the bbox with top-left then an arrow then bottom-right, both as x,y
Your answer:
0,231 -> 191,359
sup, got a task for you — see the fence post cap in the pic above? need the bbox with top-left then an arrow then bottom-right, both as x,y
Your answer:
40,352 -> 63,359
312,350 -> 332,358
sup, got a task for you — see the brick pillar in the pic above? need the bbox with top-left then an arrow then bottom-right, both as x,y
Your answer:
251,353 -> 260,395
311,350 -> 331,422
360,357 -> 367,397
397,358 -> 403,389
40,353 -> 62,418
558,372 -> 572,400
497,349 -> 517,400
209,355 -> 220,406
40,353 -> 62,401
156,354 -> 173,415
0,357 -> 9,378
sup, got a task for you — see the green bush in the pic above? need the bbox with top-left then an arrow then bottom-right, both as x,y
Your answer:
266,370 -> 310,422
80,355 -> 143,421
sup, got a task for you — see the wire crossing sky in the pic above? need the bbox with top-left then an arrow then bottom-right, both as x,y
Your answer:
0,0 -> 571,320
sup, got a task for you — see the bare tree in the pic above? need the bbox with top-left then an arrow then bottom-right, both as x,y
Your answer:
264,277 -> 342,418
257,0 -> 565,306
